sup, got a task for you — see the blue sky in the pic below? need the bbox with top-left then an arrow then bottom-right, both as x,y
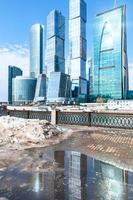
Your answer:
0,0 -> 133,101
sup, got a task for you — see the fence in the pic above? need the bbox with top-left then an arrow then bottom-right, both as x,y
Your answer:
3,109 -> 133,129
57,111 -> 91,126
8,110 -> 51,122
91,112 -> 133,129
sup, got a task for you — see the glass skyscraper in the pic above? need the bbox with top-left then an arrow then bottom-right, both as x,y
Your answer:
65,151 -> 81,199
30,24 -> 44,78
91,5 -> 128,100
69,0 -> 87,100
45,10 -> 65,79
8,65 -> 22,104
47,72 -> 71,104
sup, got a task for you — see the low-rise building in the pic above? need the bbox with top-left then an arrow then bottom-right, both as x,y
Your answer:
34,74 -> 47,102
12,77 -> 37,105
8,65 -> 23,104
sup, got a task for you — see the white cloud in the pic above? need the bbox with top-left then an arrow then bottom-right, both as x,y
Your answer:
0,44 -> 29,102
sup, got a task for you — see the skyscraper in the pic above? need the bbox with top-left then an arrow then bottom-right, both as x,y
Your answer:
8,65 -> 22,104
45,10 -> 65,79
47,72 -> 71,104
64,151 -> 87,199
69,0 -> 87,100
30,24 -> 44,78
91,5 -> 128,100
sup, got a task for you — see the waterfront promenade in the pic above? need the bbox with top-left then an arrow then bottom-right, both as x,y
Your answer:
0,123 -> 132,173
5,104 -> 133,129
1,104 -> 133,171
56,126 -> 133,172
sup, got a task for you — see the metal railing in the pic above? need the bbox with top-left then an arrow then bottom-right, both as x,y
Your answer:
57,111 -> 91,126
2,109 -> 133,129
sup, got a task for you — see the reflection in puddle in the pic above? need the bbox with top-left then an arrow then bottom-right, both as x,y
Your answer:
0,150 -> 132,200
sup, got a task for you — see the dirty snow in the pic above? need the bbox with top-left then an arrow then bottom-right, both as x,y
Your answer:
0,116 -> 73,150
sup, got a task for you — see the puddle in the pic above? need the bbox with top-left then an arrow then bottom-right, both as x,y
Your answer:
0,148 -> 132,200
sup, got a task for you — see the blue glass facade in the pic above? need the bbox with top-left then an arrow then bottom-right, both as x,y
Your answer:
47,72 -> 71,103
34,74 -> 46,102
30,24 -> 44,78
8,65 -> 22,104
71,77 -> 87,101
127,91 -> 133,99
12,77 -> 37,105
64,151 -> 82,199
69,0 -> 87,100
91,6 -> 128,100
45,10 -> 65,79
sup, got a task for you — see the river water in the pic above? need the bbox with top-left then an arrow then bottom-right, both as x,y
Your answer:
0,145 -> 133,200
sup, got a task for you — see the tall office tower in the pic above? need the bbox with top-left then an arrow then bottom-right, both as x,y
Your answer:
86,58 -> 92,100
8,65 -> 22,104
65,151 -> 81,199
30,24 -> 44,78
47,72 -> 71,104
65,56 -> 71,75
91,6 -> 128,100
86,58 -> 92,81
45,10 -> 65,79
69,0 -> 87,101
64,151 -> 87,199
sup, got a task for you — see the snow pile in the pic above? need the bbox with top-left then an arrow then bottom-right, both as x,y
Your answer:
0,116 -> 66,147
